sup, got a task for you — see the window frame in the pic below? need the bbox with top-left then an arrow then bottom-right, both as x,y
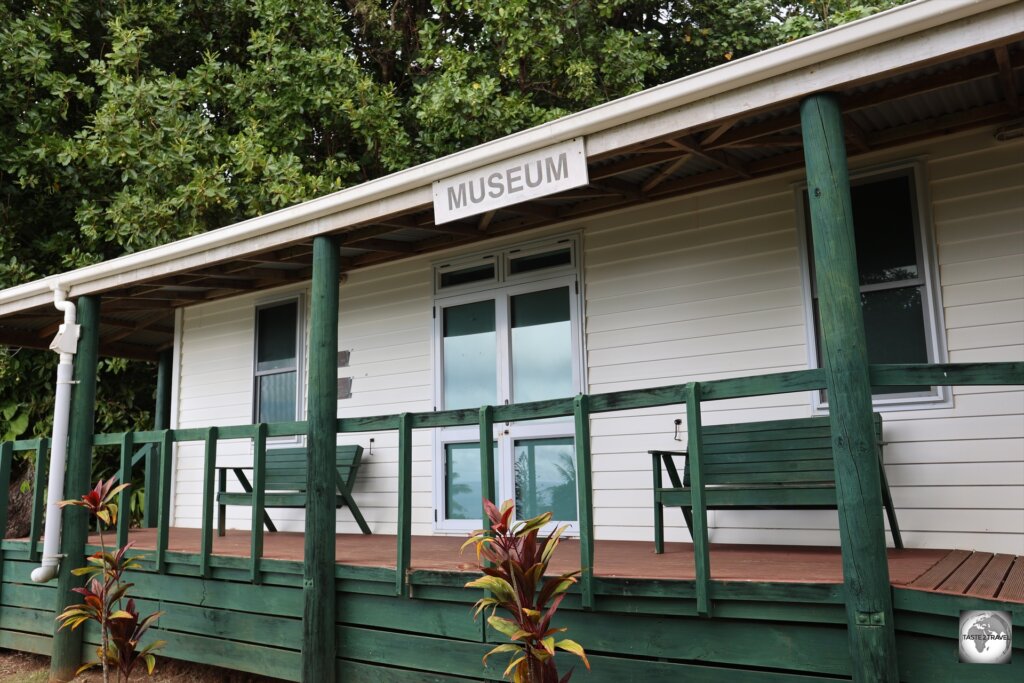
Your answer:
252,293 -> 306,436
430,234 -> 585,533
795,161 -> 950,412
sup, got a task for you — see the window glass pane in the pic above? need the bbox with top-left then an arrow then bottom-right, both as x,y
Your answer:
257,302 -> 297,372
514,438 -> 577,521
509,248 -> 572,275
439,263 -> 495,289
850,176 -> 919,285
445,442 -> 498,520
511,287 -> 573,403
258,372 -> 297,422
862,286 -> 930,394
443,300 -> 497,409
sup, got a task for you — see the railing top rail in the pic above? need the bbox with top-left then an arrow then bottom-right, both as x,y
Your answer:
7,437 -> 49,451
8,362 -> 1015,447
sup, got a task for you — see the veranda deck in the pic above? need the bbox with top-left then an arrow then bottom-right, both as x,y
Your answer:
92,528 -> 1024,603
4,528 -> 1022,682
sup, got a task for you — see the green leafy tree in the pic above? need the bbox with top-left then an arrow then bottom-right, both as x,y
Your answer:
0,0 -> 911,454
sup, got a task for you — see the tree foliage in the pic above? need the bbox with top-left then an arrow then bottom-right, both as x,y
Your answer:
0,0 -> 909,443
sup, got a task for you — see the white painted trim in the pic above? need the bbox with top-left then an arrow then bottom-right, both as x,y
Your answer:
0,0 -> 1018,317
795,161 -> 952,412
252,289 -> 307,446
431,238 -> 585,533
167,307 -> 183,527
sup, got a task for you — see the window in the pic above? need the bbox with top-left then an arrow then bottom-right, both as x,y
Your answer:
800,166 -> 947,408
433,236 -> 583,531
253,298 -> 302,423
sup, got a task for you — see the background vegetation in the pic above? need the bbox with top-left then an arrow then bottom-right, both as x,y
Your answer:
0,0 -> 907,446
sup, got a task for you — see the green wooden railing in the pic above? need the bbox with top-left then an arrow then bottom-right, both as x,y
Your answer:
0,438 -> 49,562
2,362 -> 1021,606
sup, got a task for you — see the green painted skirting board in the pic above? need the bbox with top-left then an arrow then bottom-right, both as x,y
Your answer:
3,552 -> 1022,682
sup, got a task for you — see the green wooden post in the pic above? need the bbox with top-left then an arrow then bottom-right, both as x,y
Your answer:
115,431 -> 133,549
28,437 -> 49,562
155,429 -> 173,573
573,394 -> 595,609
303,234 -> 340,683
479,405 -> 495,515
686,382 -> 711,617
50,295 -> 100,682
145,349 -> 172,528
200,426 -> 218,578
0,441 -> 12,591
801,92 -> 898,682
396,412 -> 413,597
250,423 -> 267,583
651,451 -> 664,554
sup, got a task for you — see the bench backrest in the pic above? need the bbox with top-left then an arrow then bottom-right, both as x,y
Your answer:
685,414 -> 882,487
264,445 -> 363,492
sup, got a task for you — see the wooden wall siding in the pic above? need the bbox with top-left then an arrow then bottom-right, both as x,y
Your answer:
171,129 -> 1023,553
584,129 -> 1023,553
3,547 -> 1022,683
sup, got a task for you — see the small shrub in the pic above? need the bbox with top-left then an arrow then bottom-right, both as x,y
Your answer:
57,478 -> 164,682
463,499 -> 589,683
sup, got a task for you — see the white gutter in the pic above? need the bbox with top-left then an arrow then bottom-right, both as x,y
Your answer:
31,286 -> 81,583
0,0 -> 1015,316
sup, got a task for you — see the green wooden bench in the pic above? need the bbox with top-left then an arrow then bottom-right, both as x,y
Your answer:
651,414 -> 902,552
217,444 -> 371,536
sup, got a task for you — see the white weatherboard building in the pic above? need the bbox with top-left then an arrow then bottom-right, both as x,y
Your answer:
1,0 -> 1022,552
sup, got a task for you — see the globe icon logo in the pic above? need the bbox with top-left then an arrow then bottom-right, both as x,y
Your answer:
959,610 -> 1012,664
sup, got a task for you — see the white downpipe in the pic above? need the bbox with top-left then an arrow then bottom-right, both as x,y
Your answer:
30,286 -> 80,583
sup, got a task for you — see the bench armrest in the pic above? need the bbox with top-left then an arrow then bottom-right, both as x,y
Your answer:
649,449 -> 687,456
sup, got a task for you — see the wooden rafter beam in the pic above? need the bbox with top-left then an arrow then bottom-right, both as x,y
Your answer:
423,222 -> 485,236
641,155 -> 691,193
866,100 -> 1011,147
102,298 -> 175,311
507,203 -> 560,220
338,224 -> 405,246
589,150 -> 688,180
669,136 -> 752,179
124,288 -> 210,302
0,328 -> 162,361
349,238 -> 418,254
591,177 -> 645,200
700,119 -> 738,146
103,311 -> 171,344
35,314 -> 174,340
709,51 -> 1023,151
843,117 -> 872,152
994,46 -> 1021,115
477,211 -> 496,232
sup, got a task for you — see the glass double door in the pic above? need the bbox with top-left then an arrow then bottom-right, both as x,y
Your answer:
435,277 -> 581,531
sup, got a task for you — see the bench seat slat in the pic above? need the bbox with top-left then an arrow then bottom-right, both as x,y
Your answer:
703,457 -> 836,474
699,416 -> 832,436
701,426 -> 835,444
702,437 -> 834,455
703,469 -> 835,485
658,484 -> 838,508
701,448 -> 835,465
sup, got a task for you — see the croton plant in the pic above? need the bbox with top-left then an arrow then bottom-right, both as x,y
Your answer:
463,499 -> 589,683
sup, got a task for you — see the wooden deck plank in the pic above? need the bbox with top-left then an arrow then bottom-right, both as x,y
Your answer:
936,552 -> 992,595
65,528 -> 946,587
907,549 -> 971,590
966,553 -> 1015,599
997,556 -> 1024,602
34,528 -> 1016,604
